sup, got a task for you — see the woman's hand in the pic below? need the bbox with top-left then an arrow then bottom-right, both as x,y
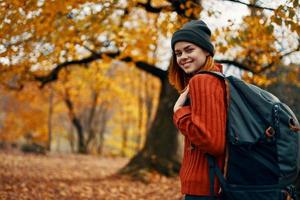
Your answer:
173,86 -> 189,113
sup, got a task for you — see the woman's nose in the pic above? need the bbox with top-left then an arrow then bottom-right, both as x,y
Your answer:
180,52 -> 188,60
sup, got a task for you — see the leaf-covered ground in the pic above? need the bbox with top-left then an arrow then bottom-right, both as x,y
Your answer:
0,151 -> 182,200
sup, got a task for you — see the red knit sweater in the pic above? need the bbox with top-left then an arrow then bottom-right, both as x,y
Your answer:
173,66 -> 227,196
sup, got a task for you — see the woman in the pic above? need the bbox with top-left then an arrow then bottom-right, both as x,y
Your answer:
169,20 -> 227,200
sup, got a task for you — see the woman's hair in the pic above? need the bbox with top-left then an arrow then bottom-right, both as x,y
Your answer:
168,54 -> 215,93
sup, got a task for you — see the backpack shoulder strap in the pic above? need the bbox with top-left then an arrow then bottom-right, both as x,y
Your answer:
206,154 -> 227,195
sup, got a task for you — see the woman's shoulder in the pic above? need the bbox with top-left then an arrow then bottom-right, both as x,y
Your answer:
189,72 -> 222,85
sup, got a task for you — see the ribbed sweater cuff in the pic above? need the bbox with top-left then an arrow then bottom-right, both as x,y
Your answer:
173,106 -> 191,128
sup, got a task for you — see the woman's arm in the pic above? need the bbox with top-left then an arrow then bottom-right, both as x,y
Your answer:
173,74 -> 226,156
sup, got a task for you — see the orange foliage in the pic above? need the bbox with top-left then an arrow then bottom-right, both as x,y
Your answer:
0,83 -> 49,142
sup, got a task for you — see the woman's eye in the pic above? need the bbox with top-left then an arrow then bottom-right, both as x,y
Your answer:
186,48 -> 193,53
175,52 -> 182,57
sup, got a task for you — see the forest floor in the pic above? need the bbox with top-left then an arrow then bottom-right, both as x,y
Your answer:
0,151 -> 182,200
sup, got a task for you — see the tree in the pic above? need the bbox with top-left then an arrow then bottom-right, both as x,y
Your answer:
52,62 -> 124,153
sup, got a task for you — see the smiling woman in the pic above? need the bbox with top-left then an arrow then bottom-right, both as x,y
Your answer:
168,20 -> 227,200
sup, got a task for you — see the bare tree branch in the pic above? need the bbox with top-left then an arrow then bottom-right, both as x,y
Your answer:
222,0 -> 275,11
136,1 -> 166,13
35,50 -> 167,87
256,45 -> 300,73
215,59 -> 253,71
217,46 -> 300,74
278,45 -> 300,60
34,53 -> 104,87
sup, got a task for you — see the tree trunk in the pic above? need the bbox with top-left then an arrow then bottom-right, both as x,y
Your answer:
96,104 -> 109,155
72,117 -> 86,153
47,86 -> 54,151
120,109 -> 128,157
64,92 -> 86,154
135,72 -> 144,152
145,73 -> 155,134
86,91 -> 99,149
121,128 -> 128,157
120,78 -> 180,176
97,125 -> 105,155
68,123 -> 75,153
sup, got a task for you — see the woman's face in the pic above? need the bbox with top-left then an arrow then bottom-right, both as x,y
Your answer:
174,41 -> 209,74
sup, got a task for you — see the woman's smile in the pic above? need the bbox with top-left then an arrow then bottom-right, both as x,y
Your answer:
182,61 -> 193,67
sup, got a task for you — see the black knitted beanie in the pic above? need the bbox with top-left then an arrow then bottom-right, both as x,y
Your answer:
171,20 -> 215,56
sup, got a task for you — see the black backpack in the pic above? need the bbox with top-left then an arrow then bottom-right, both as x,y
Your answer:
198,71 -> 300,200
